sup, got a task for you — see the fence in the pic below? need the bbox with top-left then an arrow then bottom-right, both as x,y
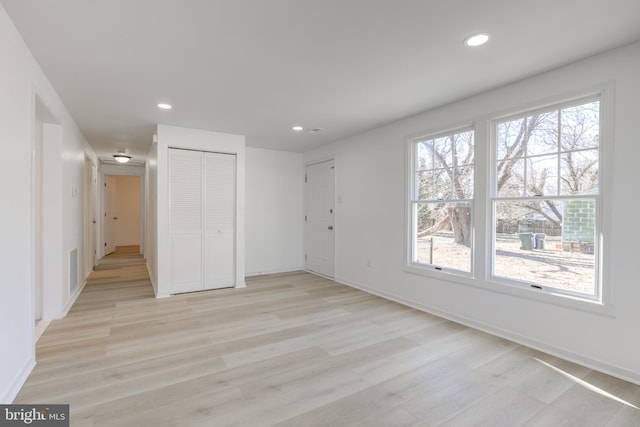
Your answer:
496,219 -> 562,236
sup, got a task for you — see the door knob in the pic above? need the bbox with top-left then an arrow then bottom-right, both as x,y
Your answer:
328,225 -> 333,230
113,217 -> 118,220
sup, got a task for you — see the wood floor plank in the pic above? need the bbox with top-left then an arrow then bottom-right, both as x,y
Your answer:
440,387 -> 545,427
14,246 -> 640,426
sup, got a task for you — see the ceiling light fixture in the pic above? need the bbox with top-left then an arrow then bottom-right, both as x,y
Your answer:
464,33 -> 489,47
157,103 -> 172,110
113,152 -> 131,163
292,125 -> 304,132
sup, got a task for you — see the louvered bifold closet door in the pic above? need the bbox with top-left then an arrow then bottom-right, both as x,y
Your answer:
169,148 -> 203,293
204,152 -> 235,289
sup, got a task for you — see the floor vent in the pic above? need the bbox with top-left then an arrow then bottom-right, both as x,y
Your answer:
69,248 -> 78,293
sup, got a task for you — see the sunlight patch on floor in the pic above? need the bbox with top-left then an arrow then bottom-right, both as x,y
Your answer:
535,358 -> 639,410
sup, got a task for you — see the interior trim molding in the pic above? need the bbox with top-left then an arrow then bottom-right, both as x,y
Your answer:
245,267 -> 304,278
1,357 -> 35,404
34,319 -> 51,343
62,279 -> 87,317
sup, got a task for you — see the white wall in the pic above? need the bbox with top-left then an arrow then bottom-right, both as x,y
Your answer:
246,148 -> 304,276
0,4 -> 95,402
305,42 -> 640,384
112,175 -> 141,246
146,142 -> 158,294
155,125 -> 246,297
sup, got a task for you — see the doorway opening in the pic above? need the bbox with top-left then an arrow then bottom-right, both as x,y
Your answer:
33,96 -> 63,340
103,174 -> 142,257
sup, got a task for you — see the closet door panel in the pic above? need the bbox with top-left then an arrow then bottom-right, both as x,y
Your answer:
204,152 -> 235,289
204,232 -> 234,288
169,148 -> 203,293
170,235 -> 203,293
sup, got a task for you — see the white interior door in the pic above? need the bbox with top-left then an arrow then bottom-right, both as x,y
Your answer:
203,152 -> 235,289
305,160 -> 335,278
104,175 -> 116,255
169,148 -> 204,293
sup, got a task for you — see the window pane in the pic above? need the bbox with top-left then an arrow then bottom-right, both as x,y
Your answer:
497,118 -> 525,160
493,200 -> 595,295
415,202 -> 472,272
433,169 -> 452,200
454,131 -> 474,166
416,171 -> 432,200
416,169 -> 453,200
560,149 -> 599,195
527,154 -> 558,196
497,159 -> 525,197
527,112 -> 558,156
561,101 -> 599,151
433,136 -> 452,169
416,140 -> 433,170
454,165 -> 474,199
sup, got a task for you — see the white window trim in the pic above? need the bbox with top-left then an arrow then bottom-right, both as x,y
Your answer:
404,83 -> 615,318
406,125 -> 476,277
488,93 -> 606,302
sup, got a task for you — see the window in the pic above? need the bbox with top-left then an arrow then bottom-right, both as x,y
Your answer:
491,98 -> 601,299
410,128 -> 474,273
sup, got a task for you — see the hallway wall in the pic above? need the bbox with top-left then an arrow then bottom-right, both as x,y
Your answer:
0,5 -> 96,402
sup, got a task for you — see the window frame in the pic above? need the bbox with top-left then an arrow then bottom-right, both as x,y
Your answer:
488,95 -> 604,303
404,84 -> 613,316
407,125 -> 476,277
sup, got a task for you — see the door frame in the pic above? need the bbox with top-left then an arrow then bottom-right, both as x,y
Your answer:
103,174 -> 117,255
32,94 -> 64,333
84,157 -> 98,275
98,164 -> 146,258
304,158 -> 336,279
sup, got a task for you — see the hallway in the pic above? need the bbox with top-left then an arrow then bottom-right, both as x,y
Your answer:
14,245 -> 156,424
75,245 -> 154,310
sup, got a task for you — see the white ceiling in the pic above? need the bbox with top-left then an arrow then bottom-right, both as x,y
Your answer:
3,0 -> 640,163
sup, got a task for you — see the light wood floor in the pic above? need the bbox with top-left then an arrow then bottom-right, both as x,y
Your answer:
16,249 -> 640,426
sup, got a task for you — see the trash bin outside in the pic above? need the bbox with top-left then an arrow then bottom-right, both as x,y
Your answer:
534,233 -> 546,250
518,232 -> 534,250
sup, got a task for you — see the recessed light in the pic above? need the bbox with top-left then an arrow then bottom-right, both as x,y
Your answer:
464,33 -> 489,47
292,125 -> 304,132
157,103 -> 172,110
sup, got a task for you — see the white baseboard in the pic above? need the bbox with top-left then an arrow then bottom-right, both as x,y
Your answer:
146,263 -> 172,298
146,262 -> 158,296
335,275 -> 640,387
1,357 -> 35,404
245,267 -> 304,277
34,319 -> 51,342
62,278 -> 87,317
305,269 -> 334,280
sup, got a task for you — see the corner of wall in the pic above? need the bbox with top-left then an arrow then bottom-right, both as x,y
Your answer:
1,357 -> 35,404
